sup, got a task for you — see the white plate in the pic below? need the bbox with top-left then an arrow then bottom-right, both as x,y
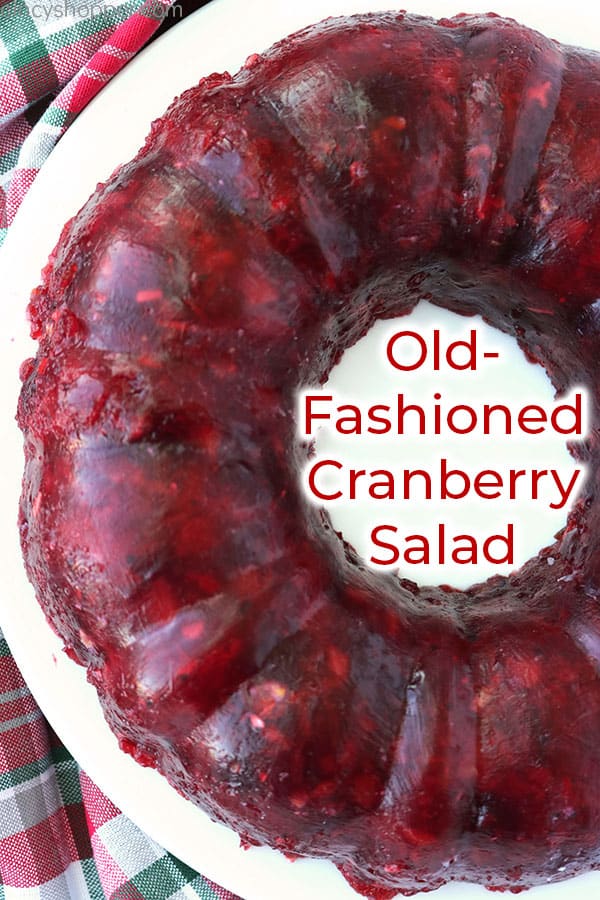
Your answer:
1,2 -> 600,899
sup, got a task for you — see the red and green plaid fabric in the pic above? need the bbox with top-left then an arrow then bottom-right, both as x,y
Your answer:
0,0 -> 182,244
0,634 -> 241,898
0,1 -> 243,896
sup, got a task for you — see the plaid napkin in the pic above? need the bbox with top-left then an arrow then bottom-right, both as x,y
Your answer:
0,1 -> 243,897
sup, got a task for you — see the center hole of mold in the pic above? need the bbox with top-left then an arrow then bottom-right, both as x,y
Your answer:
302,301 -> 585,590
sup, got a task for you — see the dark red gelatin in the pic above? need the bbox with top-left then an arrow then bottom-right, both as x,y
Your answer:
17,11 -> 600,897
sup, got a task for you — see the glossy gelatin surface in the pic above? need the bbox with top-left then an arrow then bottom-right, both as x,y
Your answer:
17,11 -> 600,896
